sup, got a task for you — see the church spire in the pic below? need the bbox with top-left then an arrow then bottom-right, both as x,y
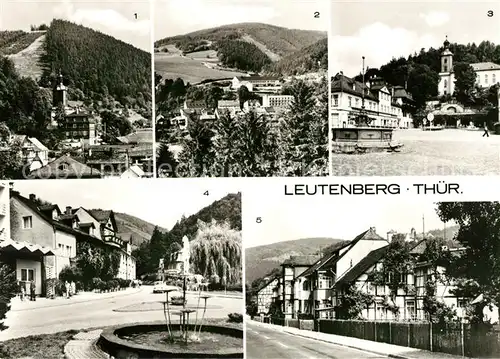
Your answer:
443,35 -> 450,49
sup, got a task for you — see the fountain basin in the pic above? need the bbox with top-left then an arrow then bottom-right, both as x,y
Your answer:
98,321 -> 243,358
332,127 -> 403,153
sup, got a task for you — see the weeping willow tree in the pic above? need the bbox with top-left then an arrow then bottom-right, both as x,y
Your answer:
190,219 -> 241,286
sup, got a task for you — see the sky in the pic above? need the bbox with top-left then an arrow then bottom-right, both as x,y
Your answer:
1,0 -> 151,51
244,194 -> 450,248
155,0 -> 328,40
11,179 -> 241,230
330,1 -> 500,77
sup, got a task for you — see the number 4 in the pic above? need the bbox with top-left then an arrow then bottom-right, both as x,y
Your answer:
204,191 -> 209,196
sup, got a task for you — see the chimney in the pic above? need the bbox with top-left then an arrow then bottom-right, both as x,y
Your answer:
29,194 -> 36,201
66,206 -> 72,215
391,87 -> 394,98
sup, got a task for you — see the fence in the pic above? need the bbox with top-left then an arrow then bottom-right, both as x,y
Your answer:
264,317 -> 500,358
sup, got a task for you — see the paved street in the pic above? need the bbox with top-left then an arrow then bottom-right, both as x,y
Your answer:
0,286 -> 242,340
246,320 -> 384,359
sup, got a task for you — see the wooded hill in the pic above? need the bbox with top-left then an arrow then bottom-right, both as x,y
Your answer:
39,19 -> 151,111
245,237 -> 344,285
114,212 -> 168,248
155,22 -> 326,73
0,31 -> 44,56
266,37 -> 328,76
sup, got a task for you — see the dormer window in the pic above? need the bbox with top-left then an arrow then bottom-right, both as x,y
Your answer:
58,162 -> 70,171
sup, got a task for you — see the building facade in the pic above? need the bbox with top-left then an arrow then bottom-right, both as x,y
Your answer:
231,76 -> 282,93
257,277 -> 280,314
331,74 -> 414,129
438,37 -> 500,96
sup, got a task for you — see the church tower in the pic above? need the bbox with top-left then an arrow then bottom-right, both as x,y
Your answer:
53,71 -> 67,108
440,36 -> 453,73
438,36 -> 454,96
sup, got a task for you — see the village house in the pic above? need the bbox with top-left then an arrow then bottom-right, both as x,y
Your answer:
280,254 -> 321,318
256,276 -> 280,315
27,154 -> 101,179
10,135 -> 50,172
166,236 -> 190,275
331,73 -> 414,129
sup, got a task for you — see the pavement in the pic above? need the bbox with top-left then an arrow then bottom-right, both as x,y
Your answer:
0,285 -> 242,341
247,320 -> 466,359
64,329 -> 109,359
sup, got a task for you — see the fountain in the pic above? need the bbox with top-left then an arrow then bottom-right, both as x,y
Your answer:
98,273 -> 243,358
332,56 -> 404,154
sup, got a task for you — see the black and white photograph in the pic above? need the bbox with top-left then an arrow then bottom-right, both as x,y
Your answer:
330,1 -> 500,176
154,0 -> 329,178
245,190 -> 500,358
0,0 -> 153,180
0,179 -> 243,357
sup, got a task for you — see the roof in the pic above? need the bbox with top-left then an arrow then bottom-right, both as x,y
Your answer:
298,228 -> 386,279
58,213 -> 79,221
331,73 -> 379,101
28,137 -> 49,151
391,86 -> 414,101
88,209 -> 117,231
257,275 -> 280,293
471,62 -> 500,72
0,239 -> 55,256
282,255 -> 321,267
217,100 -> 240,107
10,192 -> 99,243
79,222 -> 96,229
129,164 -> 145,177
236,75 -> 280,81
116,129 -> 153,145
28,155 -> 101,179
335,245 -> 390,287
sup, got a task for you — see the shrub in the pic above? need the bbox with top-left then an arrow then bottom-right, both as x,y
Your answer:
0,263 -> 17,331
91,277 -> 103,292
227,313 -> 243,323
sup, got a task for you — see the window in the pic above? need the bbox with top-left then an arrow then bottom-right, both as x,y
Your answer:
444,58 -> 448,64
493,74 -> 497,84
485,74 -> 489,84
23,216 -> 32,229
21,268 -> 34,282
333,95 -> 339,106
406,300 -> 416,320
58,162 -> 69,171
66,245 -> 71,257
444,79 -> 448,88
348,97 -> 352,107
444,65 -> 448,72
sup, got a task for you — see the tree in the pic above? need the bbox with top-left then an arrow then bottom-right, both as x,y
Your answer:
0,262 -> 17,330
211,110 -> 238,177
335,283 -> 374,319
436,202 -> 500,321
453,62 -> 477,106
156,142 -> 178,178
407,64 -> 440,111
190,219 -> 241,285
367,235 -> 414,317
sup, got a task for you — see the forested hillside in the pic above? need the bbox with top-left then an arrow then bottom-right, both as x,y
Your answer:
39,19 -> 151,111
114,213 -> 169,247
155,22 -> 326,57
133,192 -> 242,277
266,38 -> 328,76
0,31 -> 44,56
217,39 -> 271,72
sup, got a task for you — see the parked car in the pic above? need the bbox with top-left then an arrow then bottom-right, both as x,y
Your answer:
153,281 -> 167,293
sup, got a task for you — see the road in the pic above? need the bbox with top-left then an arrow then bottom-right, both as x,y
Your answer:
246,321 -> 384,359
0,286 -> 241,340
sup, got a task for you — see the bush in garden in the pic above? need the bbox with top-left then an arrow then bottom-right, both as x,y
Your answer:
227,313 -> 243,323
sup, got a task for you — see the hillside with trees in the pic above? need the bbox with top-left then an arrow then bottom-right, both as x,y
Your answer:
216,39 -> 271,72
266,37 -> 328,76
39,19 -> 151,112
155,23 -> 326,57
350,40 -> 500,125
0,31 -> 44,56
132,193 -> 242,279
